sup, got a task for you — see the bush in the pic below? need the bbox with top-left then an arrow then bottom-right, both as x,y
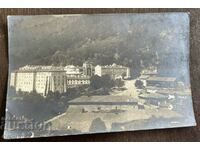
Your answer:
135,80 -> 144,89
101,75 -> 115,88
90,75 -> 115,89
90,75 -> 103,89
115,79 -> 124,87
89,118 -> 107,132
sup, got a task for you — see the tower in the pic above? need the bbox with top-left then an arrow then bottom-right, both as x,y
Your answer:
83,61 -> 93,76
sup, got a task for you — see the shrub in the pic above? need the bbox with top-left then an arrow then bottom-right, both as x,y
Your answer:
135,80 -> 144,89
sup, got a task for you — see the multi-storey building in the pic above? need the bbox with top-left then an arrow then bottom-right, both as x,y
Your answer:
94,63 -> 131,79
64,65 -> 82,77
10,65 -> 90,96
10,63 -> 131,96
146,76 -> 177,88
64,62 -> 94,77
10,66 -> 67,96
141,66 -> 157,76
67,75 -> 91,88
82,61 -> 94,76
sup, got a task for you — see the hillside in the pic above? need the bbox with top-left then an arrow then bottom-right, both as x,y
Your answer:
8,14 -> 189,78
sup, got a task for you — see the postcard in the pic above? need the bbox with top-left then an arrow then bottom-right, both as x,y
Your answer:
4,13 -> 196,139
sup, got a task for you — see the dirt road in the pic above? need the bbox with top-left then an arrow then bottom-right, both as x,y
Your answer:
115,79 -> 139,98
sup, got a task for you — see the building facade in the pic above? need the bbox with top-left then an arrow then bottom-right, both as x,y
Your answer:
146,76 -> 177,88
83,61 -> 94,76
94,63 -> 131,79
10,63 -> 131,96
10,65 -> 90,96
64,65 -> 82,77
67,75 -> 91,88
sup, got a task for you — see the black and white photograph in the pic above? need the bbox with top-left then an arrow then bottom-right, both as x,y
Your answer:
3,13 -> 196,139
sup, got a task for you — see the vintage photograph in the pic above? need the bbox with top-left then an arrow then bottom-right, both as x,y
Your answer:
4,13 -> 196,139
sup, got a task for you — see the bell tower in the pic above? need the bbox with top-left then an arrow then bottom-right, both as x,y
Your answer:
83,61 -> 93,76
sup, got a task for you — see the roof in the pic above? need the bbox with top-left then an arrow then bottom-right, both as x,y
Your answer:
147,76 -> 176,82
64,65 -> 76,68
67,76 -> 90,80
146,86 -> 174,90
17,65 -> 65,72
145,86 -> 191,96
139,93 -> 168,100
102,64 -> 127,69
139,75 -> 150,79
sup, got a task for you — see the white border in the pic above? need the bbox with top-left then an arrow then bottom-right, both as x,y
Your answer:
0,0 -> 199,8
1,142 -> 200,149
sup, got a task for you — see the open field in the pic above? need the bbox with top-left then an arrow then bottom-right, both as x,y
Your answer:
47,105 -> 182,133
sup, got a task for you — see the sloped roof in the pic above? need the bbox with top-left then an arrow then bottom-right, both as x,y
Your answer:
147,76 -> 176,82
139,93 -> 168,100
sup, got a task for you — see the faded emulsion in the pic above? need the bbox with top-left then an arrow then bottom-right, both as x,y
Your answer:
4,13 -> 196,139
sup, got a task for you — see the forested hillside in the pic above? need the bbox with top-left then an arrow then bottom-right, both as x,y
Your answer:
8,14 -> 189,79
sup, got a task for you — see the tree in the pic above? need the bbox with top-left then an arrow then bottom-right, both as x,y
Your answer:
90,74 -> 116,90
46,91 -> 54,99
121,72 -> 126,79
115,79 -> 124,87
24,90 -> 44,102
46,91 -> 61,101
89,118 -> 107,132
135,80 -> 144,89
90,75 -> 103,89
101,75 -> 115,88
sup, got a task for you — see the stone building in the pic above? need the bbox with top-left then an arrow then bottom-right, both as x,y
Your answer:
64,62 -> 94,77
139,66 -> 158,87
64,65 -> 82,77
94,63 -> 131,79
10,66 -> 67,96
146,76 -> 177,88
10,65 -> 90,96
141,66 -> 157,76
67,75 -> 91,88
10,62 -> 130,96
83,61 -> 94,76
